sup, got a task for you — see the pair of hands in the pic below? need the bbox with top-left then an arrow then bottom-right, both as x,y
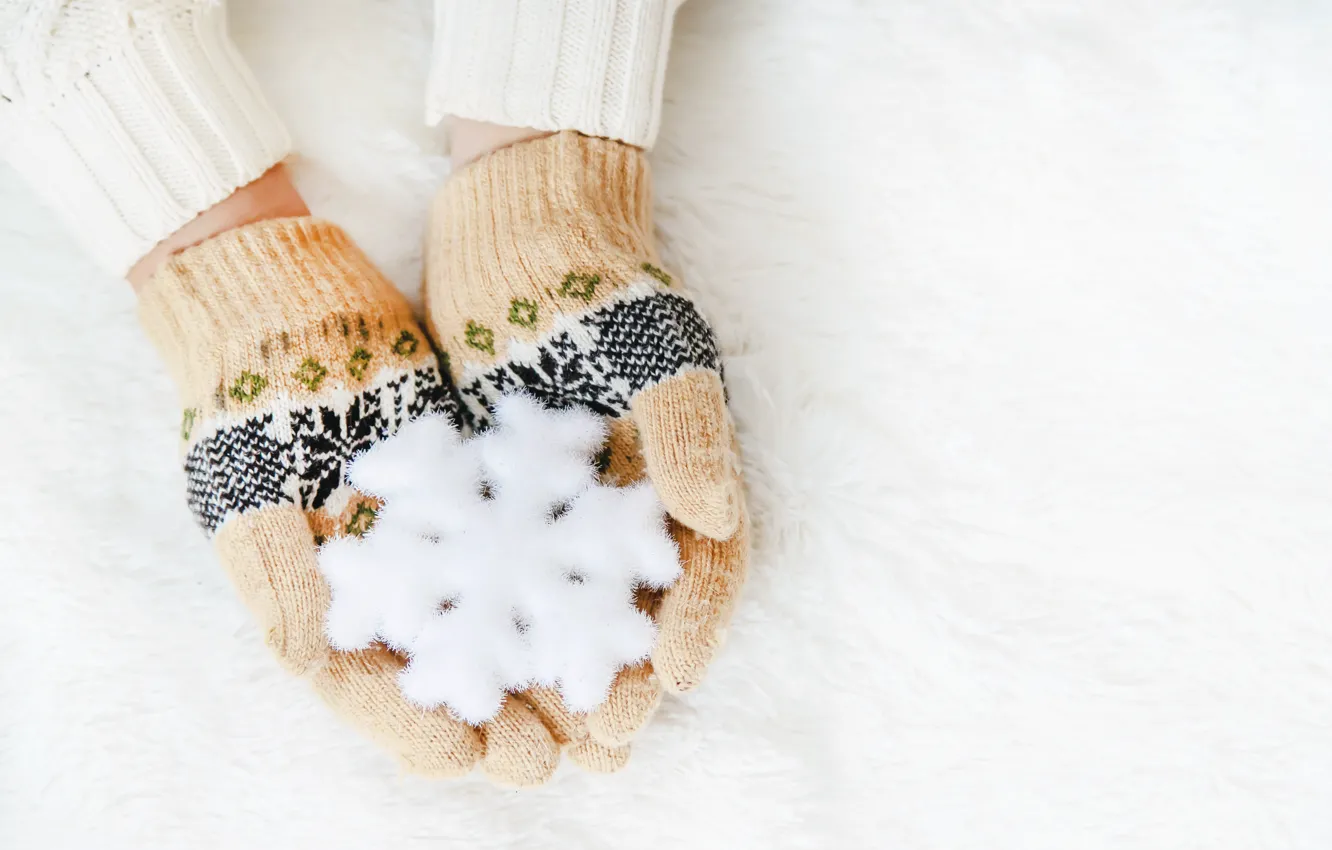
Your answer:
158,132 -> 747,786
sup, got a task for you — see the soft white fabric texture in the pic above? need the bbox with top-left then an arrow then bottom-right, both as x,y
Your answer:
427,0 -> 681,147
0,0 -> 291,277
320,396 -> 679,723
2,1 -> 1331,847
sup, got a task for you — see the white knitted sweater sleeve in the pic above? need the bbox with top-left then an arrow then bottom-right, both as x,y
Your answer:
0,0 -> 290,277
426,0 -> 685,150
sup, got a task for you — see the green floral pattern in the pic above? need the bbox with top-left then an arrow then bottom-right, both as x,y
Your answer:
229,371 -> 268,403
347,347 -> 373,380
465,321 -> 496,355
293,358 -> 328,391
344,502 -> 378,537
641,262 -> 673,287
557,271 -> 601,302
392,330 -> 420,357
508,298 -> 539,328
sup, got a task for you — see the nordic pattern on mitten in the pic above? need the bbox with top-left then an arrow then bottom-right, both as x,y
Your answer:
426,132 -> 750,746
182,366 -> 453,536
431,135 -> 720,424
138,218 -> 616,786
141,219 -> 458,539
456,282 -> 721,427
428,132 -> 742,536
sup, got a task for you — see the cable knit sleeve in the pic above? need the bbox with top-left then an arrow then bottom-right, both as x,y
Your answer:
425,0 -> 684,150
0,1 -> 290,277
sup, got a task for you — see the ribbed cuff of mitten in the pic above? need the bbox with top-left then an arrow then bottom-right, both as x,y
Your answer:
426,0 -> 683,149
426,131 -> 668,367
140,218 -> 425,422
430,131 -> 655,286
0,2 -> 290,277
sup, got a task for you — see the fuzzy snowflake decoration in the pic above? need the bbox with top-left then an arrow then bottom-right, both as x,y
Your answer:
316,395 -> 681,724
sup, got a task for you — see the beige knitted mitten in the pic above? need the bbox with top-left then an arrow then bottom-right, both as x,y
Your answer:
426,131 -> 750,747
139,217 -> 626,785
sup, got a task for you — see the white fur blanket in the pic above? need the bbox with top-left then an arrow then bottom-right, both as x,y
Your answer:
2,1 -> 1330,847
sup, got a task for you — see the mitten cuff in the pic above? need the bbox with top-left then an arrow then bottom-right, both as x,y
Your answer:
139,218 -> 430,422
426,0 -> 683,149
429,130 -> 656,294
427,132 -> 673,367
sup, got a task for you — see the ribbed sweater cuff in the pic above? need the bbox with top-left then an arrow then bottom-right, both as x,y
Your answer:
426,0 -> 682,149
0,3 -> 290,277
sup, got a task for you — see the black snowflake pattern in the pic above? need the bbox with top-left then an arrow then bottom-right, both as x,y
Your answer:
181,292 -> 720,534
457,291 -> 721,429
184,366 -> 458,534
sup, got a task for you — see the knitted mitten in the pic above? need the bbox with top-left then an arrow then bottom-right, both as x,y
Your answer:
426,131 -> 749,747
140,217 -> 626,784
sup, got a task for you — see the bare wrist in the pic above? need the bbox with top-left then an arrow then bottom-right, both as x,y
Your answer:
449,119 -> 553,168
126,164 -> 309,292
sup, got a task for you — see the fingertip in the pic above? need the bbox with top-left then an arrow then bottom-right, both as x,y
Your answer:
632,370 -> 743,540
215,505 -> 330,676
480,698 -> 561,787
400,732 -> 484,779
651,642 -> 712,694
675,473 -> 743,541
650,517 -> 749,694
567,738 -> 631,774
312,647 -> 483,778
520,686 -> 587,746
587,663 -> 663,747
266,624 -> 328,677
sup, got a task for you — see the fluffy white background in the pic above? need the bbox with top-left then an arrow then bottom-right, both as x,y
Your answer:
1,1 -> 1330,847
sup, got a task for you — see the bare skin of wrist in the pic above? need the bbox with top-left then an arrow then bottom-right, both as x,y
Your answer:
124,125 -> 548,292
125,164 -> 309,293
449,119 -> 552,168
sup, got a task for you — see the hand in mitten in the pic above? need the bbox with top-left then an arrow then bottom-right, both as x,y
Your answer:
140,217 -> 626,784
425,132 -> 749,747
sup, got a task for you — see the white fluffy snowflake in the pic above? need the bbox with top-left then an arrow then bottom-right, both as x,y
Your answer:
316,395 -> 681,724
